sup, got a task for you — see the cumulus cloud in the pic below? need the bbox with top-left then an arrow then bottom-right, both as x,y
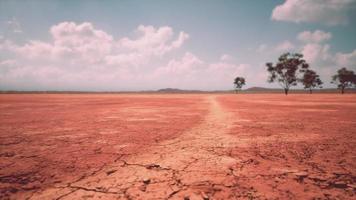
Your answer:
0,59 -> 17,66
271,0 -> 356,25
149,52 -> 249,90
9,22 -> 189,67
118,25 -> 189,56
296,30 -> 355,70
298,42 -> 339,86
207,62 -> 247,83
276,40 -> 295,52
335,50 -> 356,67
220,54 -> 232,62
155,52 -> 203,76
0,22 -> 194,90
297,30 -> 332,43
297,30 -> 335,76
0,21 -> 249,91
0,39 -> 16,51
256,41 -> 295,53
296,32 -> 356,84
302,43 -> 331,63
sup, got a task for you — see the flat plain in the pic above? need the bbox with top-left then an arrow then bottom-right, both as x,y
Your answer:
0,94 -> 355,199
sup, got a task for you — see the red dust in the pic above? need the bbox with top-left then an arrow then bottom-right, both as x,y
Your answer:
0,94 -> 355,199
0,94 -> 208,199
218,94 -> 356,199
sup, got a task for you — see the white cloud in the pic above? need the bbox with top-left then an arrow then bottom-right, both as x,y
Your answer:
1,21 -> 250,90
302,43 -> 331,63
10,22 -> 189,68
50,22 -> 113,63
155,52 -> 203,76
335,50 -> 356,67
151,53 -> 248,90
297,30 -> 332,43
207,62 -> 247,81
19,22 -> 187,65
0,22 -> 194,90
50,22 -> 113,46
118,25 -> 189,56
296,30 -> 355,70
104,53 -> 146,66
220,54 -> 232,62
298,39 -> 356,85
276,40 -> 295,52
0,59 -> 17,66
256,41 -> 295,54
0,39 -> 17,51
298,31 -> 333,67
271,0 -> 356,25
16,41 -> 53,59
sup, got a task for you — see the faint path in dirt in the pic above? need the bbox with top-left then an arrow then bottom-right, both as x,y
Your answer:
32,96 -> 244,200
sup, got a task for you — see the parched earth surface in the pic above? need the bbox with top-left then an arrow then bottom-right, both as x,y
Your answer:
0,94 -> 355,199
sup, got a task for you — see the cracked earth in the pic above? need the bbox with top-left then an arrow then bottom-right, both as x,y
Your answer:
1,94 -> 356,199
28,96 -> 241,200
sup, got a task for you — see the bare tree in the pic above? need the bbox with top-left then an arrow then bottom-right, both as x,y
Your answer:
301,69 -> 323,94
266,53 -> 309,95
233,77 -> 245,93
331,68 -> 356,94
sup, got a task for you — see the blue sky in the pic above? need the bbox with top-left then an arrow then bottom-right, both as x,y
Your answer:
1,0 -> 356,91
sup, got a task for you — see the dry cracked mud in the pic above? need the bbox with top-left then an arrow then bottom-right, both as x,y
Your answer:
30,96 -> 242,199
1,94 -> 355,200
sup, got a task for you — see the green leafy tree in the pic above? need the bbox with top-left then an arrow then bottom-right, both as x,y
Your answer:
331,68 -> 356,94
301,69 -> 323,94
233,77 -> 245,93
266,53 -> 309,95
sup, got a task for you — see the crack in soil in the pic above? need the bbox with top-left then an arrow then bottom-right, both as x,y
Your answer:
31,96 -> 243,199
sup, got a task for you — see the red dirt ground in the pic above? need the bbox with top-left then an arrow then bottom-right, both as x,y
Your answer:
0,94 -> 355,199
218,94 -> 356,199
0,94 -> 208,199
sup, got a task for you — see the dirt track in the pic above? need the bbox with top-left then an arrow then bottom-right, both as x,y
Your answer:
0,94 -> 355,199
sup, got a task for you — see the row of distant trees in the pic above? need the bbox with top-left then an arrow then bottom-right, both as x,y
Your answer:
234,52 -> 356,95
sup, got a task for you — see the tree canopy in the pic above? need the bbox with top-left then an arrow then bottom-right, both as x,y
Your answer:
266,53 -> 309,95
331,68 -> 356,94
301,69 -> 323,93
233,77 -> 246,93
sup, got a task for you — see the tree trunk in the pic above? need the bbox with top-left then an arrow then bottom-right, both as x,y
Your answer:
284,88 -> 289,95
341,87 -> 345,94
309,88 -> 312,94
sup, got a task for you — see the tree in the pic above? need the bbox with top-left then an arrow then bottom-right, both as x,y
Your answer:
331,68 -> 356,94
301,69 -> 323,94
233,77 -> 245,93
266,52 -> 309,95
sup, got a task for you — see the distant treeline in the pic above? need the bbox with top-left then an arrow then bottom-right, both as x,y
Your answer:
1,88 -> 355,94
234,52 -> 356,95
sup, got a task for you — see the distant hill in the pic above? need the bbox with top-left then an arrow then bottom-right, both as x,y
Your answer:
157,88 -> 206,93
